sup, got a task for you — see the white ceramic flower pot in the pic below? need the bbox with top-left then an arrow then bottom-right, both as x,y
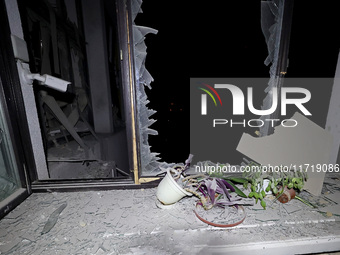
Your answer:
156,168 -> 192,205
257,179 -> 272,195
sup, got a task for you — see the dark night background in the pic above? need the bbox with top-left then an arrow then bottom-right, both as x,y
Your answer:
135,1 -> 340,163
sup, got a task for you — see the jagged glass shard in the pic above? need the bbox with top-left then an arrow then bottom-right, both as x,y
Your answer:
261,0 -> 280,66
131,0 -> 143,20
131,0 -> 175,174
133,27 -> 145,46
145,128 -> 158,136
259,0 -> 284,136
133,25 -> 157,46
135,25 -> 158,37
41,203 -> 67,234
140,69 -> 154,89
140,114 -> 156,127
139,105 -> 155,118
147,109 -> 156,117
135,44 -> 147,57
147,118 -> 157,126
135,52 -> 147,63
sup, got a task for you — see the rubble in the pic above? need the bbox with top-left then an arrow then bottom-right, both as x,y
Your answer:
0,173 -> 339,254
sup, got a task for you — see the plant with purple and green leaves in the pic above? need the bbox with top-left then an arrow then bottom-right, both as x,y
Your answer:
174,155 -> 250,210
190,161 -> 249,198
183,177 -> 245,210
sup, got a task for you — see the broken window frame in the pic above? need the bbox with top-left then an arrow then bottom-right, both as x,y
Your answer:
260,0 -> 294,136
0,0 -> 33,218
1,0 -> 297,195
129,0 -> 296,178
130,0 -> 176,180
2,0 -> 145,191
27,0 -> 144,189
31,0 -> 296,188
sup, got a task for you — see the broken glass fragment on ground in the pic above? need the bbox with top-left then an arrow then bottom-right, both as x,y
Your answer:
41,203 -> 67,235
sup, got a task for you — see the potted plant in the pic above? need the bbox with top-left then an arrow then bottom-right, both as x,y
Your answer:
156,155 -> 195,205
156,155 -> 251,227
242,161 -> 313,209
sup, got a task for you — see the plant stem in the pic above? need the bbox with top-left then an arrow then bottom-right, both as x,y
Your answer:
184,188 -> 213,210
182,174 -> 207,182
295,195 -> 317,208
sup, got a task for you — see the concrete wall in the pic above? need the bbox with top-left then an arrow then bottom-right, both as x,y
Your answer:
82,0 -> 114,134
100,130 -> 129,174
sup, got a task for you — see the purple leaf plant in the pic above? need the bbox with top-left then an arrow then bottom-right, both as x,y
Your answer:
177,154 -> 249,210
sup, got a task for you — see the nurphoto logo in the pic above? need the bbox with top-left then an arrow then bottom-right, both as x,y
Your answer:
199,83 -> 311,128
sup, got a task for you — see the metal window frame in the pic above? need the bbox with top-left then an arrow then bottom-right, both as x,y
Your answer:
0,0 -> 34,218
116,0 -> 142,184
266,0 -> 294,135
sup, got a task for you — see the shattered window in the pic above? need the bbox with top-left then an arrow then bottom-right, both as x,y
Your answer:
131,0 -> 290,173
259,0 -> 293,136
131,0 -> 173,174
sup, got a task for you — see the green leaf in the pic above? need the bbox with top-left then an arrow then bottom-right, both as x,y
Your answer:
208,172 -> 223,178
227,177 -> 248,184
225,179 -> 247,198
271,182 -> 275,189
273,187 -> 278,194
261,190 -> 266,197
248,192 -> 255,198
261,200 -> 266,209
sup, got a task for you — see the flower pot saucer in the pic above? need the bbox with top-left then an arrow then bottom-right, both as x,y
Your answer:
155,199 -> 178,209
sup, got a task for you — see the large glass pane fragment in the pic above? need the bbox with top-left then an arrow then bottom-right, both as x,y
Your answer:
0,101 -> 20,201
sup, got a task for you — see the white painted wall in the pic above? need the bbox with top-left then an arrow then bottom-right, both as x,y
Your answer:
5,0 -> 49,179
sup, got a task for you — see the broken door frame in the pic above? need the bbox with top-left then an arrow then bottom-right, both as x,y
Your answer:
0,0 -> 33,218
1,0 -> 154,192
31,0 -> 146,190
